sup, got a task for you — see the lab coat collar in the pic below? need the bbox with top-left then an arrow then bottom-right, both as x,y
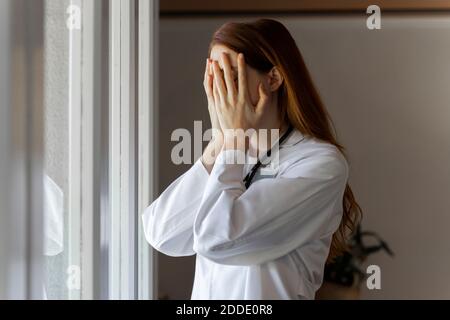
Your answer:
245,129 -> 305,172
245,129 -> 306,166
280,128 -> 305,148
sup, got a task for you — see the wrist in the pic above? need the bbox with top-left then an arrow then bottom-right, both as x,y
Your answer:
201,134 -> 223,168
223,130 -> 248,152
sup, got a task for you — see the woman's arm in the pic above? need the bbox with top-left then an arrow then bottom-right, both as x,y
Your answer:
193,147 -> 349,265
141,150 -> 215,257
142,138 -> 223,256
142,59 -> 223,256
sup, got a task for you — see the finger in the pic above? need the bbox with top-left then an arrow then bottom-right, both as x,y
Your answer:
212,81 -> 223,120
206,74 -> 214,104
237,53 -> 251,103
203,59 -> 214,103
255,82 -> 270,115
209,58 -> 213,76
212,76 -> 221,108
220,53 -> 237,100
203,58 -> 209,80
212,61 -> 226,104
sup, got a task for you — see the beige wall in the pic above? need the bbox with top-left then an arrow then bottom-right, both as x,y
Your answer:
158,14 -> 450,299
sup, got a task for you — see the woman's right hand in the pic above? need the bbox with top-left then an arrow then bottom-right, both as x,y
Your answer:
204,59 -> 222,136
202,58 -> 223,173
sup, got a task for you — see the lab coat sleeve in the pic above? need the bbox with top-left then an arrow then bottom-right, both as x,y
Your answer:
193,148 -> 349,266
142,158 -> 209,256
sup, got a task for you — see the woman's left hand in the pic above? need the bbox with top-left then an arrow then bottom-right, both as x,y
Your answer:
211,53 -> 270,137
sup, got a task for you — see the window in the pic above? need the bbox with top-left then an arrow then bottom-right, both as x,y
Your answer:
0,0 -> 158,300
43,0 -> 109,299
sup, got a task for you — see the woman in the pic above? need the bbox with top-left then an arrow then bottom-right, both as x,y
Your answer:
142,19 -> 361,300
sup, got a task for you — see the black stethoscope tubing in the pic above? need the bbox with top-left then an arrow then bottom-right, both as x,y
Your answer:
243,125 -> 294,189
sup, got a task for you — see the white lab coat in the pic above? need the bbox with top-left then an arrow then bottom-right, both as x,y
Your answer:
142,129 -> 349,300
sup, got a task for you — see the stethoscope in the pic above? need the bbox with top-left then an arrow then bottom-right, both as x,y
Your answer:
243,125 -> 294,189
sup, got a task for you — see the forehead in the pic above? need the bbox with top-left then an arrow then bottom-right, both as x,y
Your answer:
210,44 -> 238,68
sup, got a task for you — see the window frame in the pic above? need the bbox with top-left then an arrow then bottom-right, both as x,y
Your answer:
70,0 -> 157,300
109,0 -> 158,300
0,0 -> 157,300
137,0 -> 159,300
67,0 -> 109,300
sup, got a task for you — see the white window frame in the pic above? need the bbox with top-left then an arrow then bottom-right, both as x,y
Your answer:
109,0 -> 136,299
109,0 -> 158,300
68,0 -> 109,300
137,0 -> 159,300
68,0 -> 82,300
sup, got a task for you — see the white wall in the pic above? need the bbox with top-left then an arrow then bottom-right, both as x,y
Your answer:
158,14 -> 450,299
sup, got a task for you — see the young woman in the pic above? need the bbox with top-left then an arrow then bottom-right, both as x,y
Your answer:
142,19 -> 361,300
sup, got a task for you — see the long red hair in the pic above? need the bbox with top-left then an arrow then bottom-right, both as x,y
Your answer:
209,19 -> 362,263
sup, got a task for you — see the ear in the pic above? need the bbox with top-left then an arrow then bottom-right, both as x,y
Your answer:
267,66 -> 284,92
